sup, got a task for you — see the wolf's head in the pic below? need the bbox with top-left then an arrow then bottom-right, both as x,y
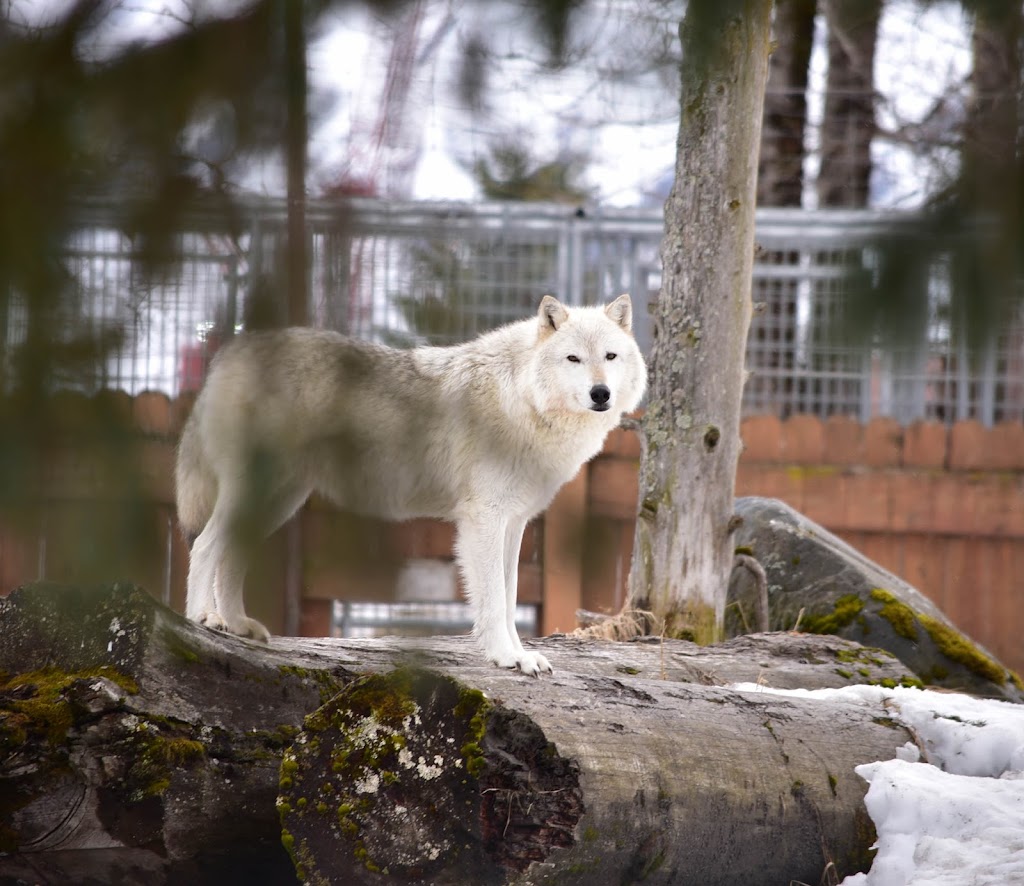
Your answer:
530,294 -> 647,417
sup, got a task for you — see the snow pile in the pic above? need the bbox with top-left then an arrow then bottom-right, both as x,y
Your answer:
848,759 -> 1024,886
730,683 -> 1024,885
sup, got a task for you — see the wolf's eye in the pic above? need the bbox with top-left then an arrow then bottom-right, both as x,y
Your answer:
567,355 -> 581,363
606,352 -> 617,361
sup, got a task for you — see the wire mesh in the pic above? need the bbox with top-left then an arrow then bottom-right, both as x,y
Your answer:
5,198 -> 1023,425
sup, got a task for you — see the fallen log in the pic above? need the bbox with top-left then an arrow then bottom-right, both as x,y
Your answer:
1,583 -> 917,884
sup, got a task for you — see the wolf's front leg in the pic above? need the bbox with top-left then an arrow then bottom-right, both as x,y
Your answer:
504,518 -> 552,675
456,515 -> 551,677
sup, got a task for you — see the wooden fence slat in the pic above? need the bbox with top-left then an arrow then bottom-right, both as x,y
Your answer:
541,470 -> 587,635
903,420 -> 947,469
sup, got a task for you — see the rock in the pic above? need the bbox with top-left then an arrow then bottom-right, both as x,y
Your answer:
730,497 -> 1023,702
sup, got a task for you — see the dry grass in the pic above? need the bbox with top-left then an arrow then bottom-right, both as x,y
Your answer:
572,608 -> 661,642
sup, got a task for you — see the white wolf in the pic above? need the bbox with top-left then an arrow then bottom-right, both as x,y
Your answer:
175,294 -> 646,675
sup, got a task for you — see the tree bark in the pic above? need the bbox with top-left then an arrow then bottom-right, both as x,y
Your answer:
0,583 -> 916,885
758,0 -> 817,208
628,1 -> 771,641
817,0 -> 882,208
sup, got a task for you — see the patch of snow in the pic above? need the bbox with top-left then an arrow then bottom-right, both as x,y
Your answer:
730,683 -> 1024,885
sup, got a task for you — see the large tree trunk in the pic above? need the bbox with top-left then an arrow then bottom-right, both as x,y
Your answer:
758,0 -> 817,207
628,1 -> 771,641
0,583 -> 917,885
817,0 -> 882,208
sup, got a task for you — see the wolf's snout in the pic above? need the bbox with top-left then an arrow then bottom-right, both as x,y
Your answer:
590,384 -> 611,411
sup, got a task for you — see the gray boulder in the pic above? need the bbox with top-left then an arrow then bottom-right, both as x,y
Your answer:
729,497 -> 1023,702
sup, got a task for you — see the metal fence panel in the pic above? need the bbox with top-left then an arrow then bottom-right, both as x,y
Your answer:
4,198 -> 1023,426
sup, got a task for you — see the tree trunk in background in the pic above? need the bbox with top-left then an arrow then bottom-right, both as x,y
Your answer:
758,0 -> 817,207
284,0 -> 309,329
752,0 -> 817,419
958,2 -> 1022,342
965,3 -> 1020,178
817,0 -> 882,208
283,0 -> 308,637
627,1 -> 771,642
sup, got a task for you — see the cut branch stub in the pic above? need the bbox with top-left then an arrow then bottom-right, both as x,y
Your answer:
277,668 -> 583,885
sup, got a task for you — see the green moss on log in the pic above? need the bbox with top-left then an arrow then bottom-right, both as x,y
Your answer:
277,665 -> 347,705
0,665 -> 138,749
834,646 -> 893,666
454,686 -> 490,779
279,669 -> 493,879
126,726 -> 209,799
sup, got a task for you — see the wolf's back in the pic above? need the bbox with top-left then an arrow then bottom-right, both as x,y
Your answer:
175,407 -> 216,536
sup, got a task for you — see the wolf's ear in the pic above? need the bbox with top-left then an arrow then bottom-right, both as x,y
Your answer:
605,294 -> 633,331
538,295 -> 569,338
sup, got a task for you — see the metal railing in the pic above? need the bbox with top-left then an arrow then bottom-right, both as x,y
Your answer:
5,197 -> 1023,425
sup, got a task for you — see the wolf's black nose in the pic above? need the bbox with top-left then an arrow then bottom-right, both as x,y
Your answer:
590,384 -> 611,408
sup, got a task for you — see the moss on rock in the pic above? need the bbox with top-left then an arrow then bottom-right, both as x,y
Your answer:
870,589 -> 919,641
801,593 -> 864,635
918,614 -> 1007,686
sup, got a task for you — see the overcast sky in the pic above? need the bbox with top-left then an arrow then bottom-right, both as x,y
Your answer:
305,0 -> 971,207
7,0 -> 973,207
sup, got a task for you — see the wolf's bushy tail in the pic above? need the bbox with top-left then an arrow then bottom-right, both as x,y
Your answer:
175,410 -> 217,537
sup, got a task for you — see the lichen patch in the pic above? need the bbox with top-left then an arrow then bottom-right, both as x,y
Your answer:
277,668 -> 583,884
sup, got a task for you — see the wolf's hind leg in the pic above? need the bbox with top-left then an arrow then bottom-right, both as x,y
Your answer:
212,546 -> 270,641
210,478 -> 312,642
186,504 -> 228,625
186,480 -> 251,633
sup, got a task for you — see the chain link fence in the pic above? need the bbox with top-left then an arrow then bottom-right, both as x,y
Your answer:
5,197 -> 1023,425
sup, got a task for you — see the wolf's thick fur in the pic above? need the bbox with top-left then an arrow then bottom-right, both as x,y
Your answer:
176,294 -> 646,675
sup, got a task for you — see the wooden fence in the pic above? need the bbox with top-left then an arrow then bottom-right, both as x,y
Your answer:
586,414 -> 1024,675
1,394 -> 1022,674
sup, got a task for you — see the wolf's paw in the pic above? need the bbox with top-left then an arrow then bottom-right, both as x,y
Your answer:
517,649 -> 553,677
197,611 -> 271,643
197,610 -> 229,632
224,614 -> 270,643
489,647 -> 553,678
231,616 -> 271,643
